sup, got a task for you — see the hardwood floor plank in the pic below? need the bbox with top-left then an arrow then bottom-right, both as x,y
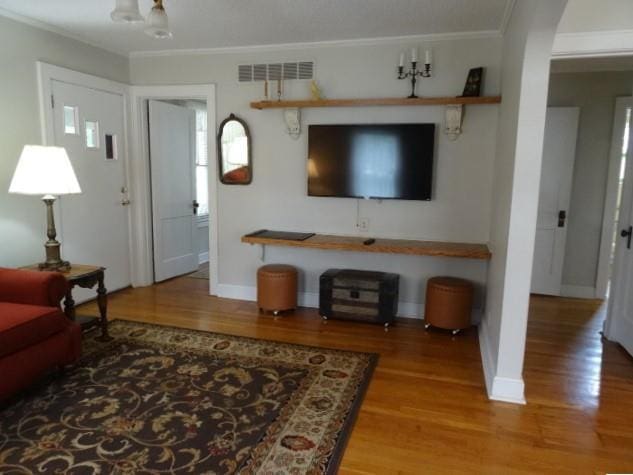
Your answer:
76,278 -> 633,473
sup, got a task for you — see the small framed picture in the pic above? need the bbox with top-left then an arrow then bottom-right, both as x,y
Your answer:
461,67 -> 484,97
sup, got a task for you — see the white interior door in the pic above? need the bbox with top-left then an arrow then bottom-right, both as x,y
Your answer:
606,107 -> 633,356
52,80 -> 131,301
148,100 -> 198,282
531,107 -> 580,295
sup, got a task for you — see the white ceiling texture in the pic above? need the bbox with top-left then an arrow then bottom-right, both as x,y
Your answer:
0,0 -> 513,56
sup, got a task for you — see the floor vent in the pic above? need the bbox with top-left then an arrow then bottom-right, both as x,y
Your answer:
238,61 -> 314,83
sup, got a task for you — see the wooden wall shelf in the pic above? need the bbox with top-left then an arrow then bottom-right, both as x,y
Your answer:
250,96 -> 501,110
242,233 -> 491,260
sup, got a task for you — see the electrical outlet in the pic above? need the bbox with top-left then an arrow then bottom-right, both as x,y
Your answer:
358,218 -> 370,232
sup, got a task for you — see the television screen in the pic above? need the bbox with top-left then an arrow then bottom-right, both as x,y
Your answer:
307,124 -> 435,201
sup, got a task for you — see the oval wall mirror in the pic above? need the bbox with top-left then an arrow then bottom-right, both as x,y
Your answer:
218,113 -> 252,185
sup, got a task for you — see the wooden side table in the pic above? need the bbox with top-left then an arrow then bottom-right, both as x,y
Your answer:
21,264 -> 112,342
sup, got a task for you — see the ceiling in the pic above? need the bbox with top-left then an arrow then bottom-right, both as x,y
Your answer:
0,0 -> 512,56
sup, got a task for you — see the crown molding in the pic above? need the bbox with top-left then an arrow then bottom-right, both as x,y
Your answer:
0,6 -> 128,58
129,30 -> 502,59
552,29 -> 633,58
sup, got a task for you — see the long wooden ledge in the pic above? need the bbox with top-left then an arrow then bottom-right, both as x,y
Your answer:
250,96 -> 502,110
241,233 -> 491,260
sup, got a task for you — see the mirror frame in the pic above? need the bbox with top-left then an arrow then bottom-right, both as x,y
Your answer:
217,113 -> 252,185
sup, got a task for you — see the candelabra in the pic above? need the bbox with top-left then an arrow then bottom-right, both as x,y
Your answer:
398,60 -> 432,98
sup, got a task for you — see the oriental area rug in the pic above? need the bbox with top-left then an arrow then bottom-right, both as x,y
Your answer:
0,320 -> 377,474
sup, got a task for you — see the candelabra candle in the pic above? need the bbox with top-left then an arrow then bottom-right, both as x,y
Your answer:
397,60 -> 432,98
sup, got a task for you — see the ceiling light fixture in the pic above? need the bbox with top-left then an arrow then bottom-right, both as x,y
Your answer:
110,0 -> 144,23
144,0 -> 173,39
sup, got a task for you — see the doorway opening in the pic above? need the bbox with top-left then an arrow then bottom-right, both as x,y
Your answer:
129,85 -> 218,295
524,54 -> 633,410
527,55 -> 633,404
146,99 -> 210,283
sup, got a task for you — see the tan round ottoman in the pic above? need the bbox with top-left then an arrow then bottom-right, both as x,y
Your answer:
257,264 -> 298,315
424,277 -> 474,335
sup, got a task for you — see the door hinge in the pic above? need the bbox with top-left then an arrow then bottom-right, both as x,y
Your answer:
51,95 -> 55,108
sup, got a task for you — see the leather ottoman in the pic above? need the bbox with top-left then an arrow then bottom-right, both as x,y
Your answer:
257,264 -> 298,315
424,276 -> 474,335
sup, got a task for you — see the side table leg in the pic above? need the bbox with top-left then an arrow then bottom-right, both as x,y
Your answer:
64,288 -> 76,321
96,273 -> 112,342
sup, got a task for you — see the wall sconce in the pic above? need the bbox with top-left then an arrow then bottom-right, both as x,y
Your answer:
284,108 -> 301,139
444,105 -> 463,141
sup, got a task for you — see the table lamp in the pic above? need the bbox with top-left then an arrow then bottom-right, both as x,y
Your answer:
9,145 -> 82,271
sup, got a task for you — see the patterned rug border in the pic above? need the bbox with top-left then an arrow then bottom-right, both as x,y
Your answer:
101,318 -> 380,362
96,319 -> 379,473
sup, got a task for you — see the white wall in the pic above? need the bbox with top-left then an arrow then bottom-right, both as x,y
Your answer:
481,0 -> 567,403
0,15 -> 129,267
558,0 -> 633,33
130,37 -> 502,316
548,71 -> 633,292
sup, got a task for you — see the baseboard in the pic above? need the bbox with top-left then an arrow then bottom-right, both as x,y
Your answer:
198,252 -> 209,265
478,318 -> 526,404
216,284 -> 423,319
216,284 -> 256,301
490,377 -> 526,404
478,318 -> 497,398
560,285 -> 596,299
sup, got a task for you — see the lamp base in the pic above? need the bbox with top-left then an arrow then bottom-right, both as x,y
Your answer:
40,196 -> 72,272
38,260 -> 71,272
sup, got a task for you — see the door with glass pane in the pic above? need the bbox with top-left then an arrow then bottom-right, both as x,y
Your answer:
52,79 -> 131,300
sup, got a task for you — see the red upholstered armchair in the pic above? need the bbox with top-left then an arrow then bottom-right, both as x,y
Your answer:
0,267 -> 81,402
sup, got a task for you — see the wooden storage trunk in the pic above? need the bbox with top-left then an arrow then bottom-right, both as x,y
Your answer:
319,269 -> 399,327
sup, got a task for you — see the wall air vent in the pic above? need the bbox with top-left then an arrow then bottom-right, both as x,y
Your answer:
298,61 -> 313,79
237,61 -> 314,83
253,64 -> 267,81
238,64 -> 252,82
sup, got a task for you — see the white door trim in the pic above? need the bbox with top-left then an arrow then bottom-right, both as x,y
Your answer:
36,62 -> 136,284
129,85 -> 219,296
596,97 -> 633,299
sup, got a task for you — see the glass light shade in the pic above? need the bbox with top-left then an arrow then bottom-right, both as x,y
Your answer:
9,145 -> 81,196
111,0 -> 144,23
144,3 -> 173,39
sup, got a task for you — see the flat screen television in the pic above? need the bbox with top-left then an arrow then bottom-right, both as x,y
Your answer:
307,123 -> 435,201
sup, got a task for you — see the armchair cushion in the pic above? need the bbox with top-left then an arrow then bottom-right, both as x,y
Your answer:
0,302 -> 69,358
0,267 -> 67,307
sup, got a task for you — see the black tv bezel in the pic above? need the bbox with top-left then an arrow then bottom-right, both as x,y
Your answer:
307,123 -> 435,201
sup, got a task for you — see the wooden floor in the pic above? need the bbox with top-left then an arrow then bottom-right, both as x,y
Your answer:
79,278 -> 633,474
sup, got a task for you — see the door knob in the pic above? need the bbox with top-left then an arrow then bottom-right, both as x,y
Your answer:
558,210 -> 567,228
621,226 -> 632,250
121,198 -> 131,206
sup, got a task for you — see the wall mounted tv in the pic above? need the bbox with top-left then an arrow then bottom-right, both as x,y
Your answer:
307,123 -> 435,201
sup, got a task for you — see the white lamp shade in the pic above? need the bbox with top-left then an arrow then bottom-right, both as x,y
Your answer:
9,145 -> 81,196
145,2 -> 172,39
111,0 -> 144,23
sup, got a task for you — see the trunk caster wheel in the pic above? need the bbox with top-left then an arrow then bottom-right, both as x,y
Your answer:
424,323 -> 431,330
273,310 -> 279,316
384,322 -> 390,332
321,315 -> 328,320
452,329 -> 461,336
